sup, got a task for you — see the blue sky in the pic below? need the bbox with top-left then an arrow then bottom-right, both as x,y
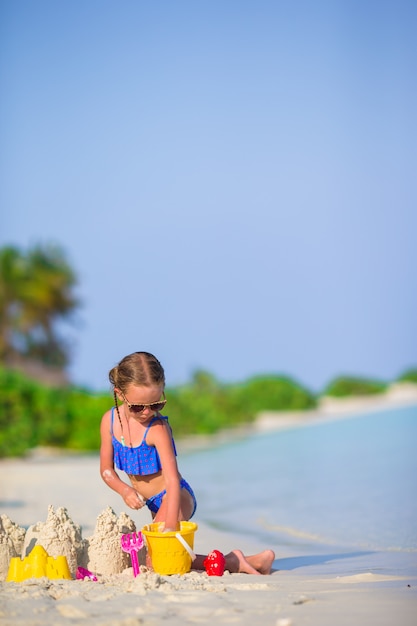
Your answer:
1,0 -> 416,392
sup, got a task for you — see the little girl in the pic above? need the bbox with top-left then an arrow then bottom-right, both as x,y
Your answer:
100,351 -> 275,574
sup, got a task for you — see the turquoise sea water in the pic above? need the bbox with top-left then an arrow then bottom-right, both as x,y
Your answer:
180,404 -> 417,553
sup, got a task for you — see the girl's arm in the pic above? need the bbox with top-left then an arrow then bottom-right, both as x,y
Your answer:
99,411 -> 144,510
148,420 -> 181,530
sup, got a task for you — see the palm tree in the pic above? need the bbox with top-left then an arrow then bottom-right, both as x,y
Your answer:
0,246 -> 26,360
0,243 -> 79,368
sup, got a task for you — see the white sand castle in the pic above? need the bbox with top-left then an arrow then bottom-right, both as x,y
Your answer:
0,505 -> 138,580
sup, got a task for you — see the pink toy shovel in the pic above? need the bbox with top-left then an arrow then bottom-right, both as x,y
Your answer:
121,532 -> 144,577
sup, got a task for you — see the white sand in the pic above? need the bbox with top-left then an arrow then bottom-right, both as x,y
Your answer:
1,390 -> 417,625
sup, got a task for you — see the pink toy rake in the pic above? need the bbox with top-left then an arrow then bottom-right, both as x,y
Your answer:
120,532 -> 144,577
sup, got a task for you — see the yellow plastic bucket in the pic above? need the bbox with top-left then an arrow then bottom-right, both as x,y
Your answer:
142,521 -> 198,575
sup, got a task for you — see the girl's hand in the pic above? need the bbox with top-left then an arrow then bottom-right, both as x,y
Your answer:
122,486 -> 146,510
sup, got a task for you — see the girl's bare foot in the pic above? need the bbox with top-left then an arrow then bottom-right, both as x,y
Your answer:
246,549 -> 275,575
225,550 -> 260,574
225,549 -> 275,575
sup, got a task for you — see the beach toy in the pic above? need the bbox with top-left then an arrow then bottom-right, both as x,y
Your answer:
76,566 -> 98,581
203,550 -> 226,576
6,545 -> 72,582
120,531 -> 144,577
141,521 -> 198,575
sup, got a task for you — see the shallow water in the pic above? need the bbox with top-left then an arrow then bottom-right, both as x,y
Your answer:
180,404 -> 417,553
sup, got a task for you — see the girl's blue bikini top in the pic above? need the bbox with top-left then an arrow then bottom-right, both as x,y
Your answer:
111,408 -> 177,476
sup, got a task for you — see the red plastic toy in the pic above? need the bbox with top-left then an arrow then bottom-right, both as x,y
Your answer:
203,550 -> 226,576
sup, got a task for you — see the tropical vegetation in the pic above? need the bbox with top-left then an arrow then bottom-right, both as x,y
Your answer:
0,366 -> 316,457
397,368 -> 417,384
0,243 -> 78,368
323,376 -> 388,397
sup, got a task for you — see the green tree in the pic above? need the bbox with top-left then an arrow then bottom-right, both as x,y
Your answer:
231,375 -> 316,418
0,243 -> 79,367
323,376 -> 387,397
397,368 -> 417,384
0,246 -> 25,359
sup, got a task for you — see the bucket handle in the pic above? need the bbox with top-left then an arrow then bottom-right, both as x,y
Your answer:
175,533 -> 196,561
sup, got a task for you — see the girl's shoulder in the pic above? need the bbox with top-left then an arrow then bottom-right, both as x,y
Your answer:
146,415 -> 171,441
100,407 -> 114,426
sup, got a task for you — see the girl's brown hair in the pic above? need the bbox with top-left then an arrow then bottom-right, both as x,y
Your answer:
109,351 -> 165,392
